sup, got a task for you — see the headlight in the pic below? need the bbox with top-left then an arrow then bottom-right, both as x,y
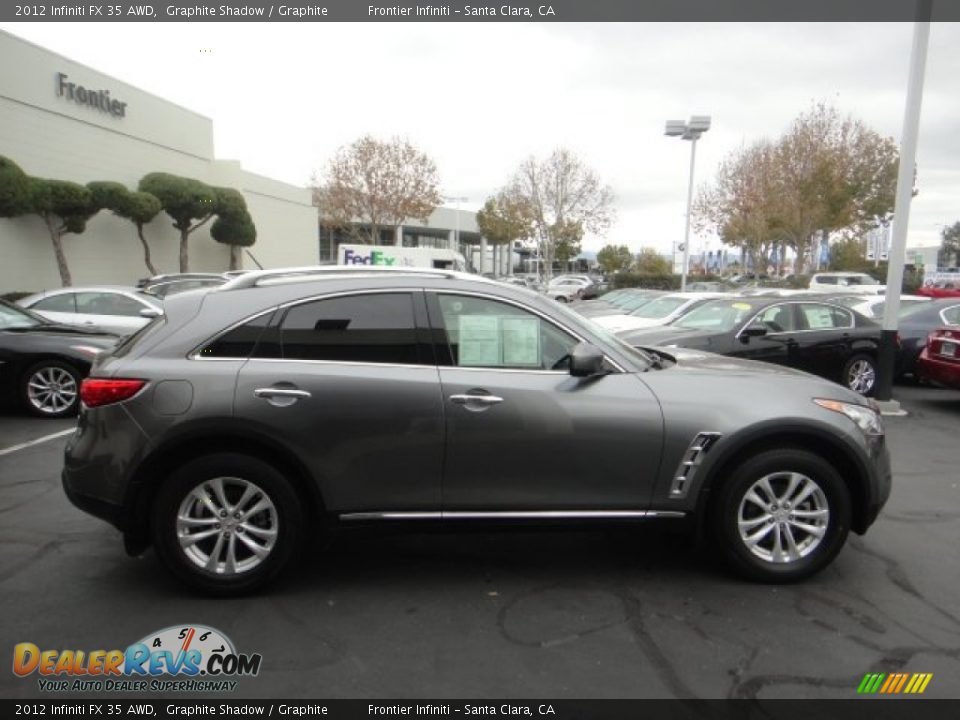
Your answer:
814,398 -> 884,436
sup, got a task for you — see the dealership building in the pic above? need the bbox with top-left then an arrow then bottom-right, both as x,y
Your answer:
0,30 -> 318,292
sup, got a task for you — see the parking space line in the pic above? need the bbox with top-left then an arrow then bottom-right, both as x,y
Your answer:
0,428 -> 75,457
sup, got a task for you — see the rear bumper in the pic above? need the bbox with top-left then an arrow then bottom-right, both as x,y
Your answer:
61,469 -> 126,530
917,349 -> 960,389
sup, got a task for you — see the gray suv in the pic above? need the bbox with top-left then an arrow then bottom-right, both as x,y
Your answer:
63,268 -> 891,594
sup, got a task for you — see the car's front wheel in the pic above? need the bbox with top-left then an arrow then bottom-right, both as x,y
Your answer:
713,448 -> 851,582
151,453 -> 304,595
21,360 -> 81,418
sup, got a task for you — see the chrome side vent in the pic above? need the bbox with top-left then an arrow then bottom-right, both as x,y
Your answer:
670,432 -> 722,498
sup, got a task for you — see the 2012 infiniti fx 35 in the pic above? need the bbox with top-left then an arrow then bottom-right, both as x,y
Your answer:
63,268 -> 891,594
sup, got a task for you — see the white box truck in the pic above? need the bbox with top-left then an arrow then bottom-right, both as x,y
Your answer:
337,244 -> 467,272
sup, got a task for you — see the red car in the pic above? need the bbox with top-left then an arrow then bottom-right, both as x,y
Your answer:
917,327 -> 960,389
917,281 -> 960,299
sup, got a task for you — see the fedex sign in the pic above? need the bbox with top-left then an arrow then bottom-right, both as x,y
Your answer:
342,248 -> 397,266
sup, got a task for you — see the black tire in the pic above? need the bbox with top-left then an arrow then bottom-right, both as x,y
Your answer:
21,359 -> 82,418
842,353 -> 877,396
151,453 -> 304,595
712,448 -> 851,583
554,295 -> 569,303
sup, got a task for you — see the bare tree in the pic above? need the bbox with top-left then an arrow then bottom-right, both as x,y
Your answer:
504,148 -> 615,282
312,135 -> 442,245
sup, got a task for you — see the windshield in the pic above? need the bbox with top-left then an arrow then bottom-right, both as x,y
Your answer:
0,301 -> 43,330
617,295 -> 656,312
629,296 -> 688,319
673,299 -> 759,332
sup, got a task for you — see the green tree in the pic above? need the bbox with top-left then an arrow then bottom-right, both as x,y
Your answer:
0,155 -> 32,218
551,219 -> 583,268
634,247 -> 671,275
139,172 -> 218,272
211,187 -> 257,271
88,181 -> 163,275
828,236 -> 871,272
939,221 -> 960,268
596,244 -> 633,274
29,178 -> 98,286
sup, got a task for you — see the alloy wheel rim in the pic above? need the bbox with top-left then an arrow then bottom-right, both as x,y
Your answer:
176,477 -> 279,575
27,366 -> 77,414
847,359 -> 876,394
737,471 -> 829,564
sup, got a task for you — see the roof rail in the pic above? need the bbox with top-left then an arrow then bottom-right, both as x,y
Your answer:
219,265 -> 467,290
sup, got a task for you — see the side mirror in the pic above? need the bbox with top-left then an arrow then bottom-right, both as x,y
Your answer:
739,324 -> 767,342
570,342 -> 605,377
140,308 -> 163,319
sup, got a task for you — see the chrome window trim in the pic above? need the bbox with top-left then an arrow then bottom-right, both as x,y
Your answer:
189,286 -> 627,373
734,300 -> 855,340
940,305 -> 960,324
339,510 -> 687,521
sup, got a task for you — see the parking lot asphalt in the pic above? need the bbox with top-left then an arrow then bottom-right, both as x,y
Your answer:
1,384 -> 959,700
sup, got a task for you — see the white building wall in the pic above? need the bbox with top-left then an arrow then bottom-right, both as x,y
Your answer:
0,30 -> 316,292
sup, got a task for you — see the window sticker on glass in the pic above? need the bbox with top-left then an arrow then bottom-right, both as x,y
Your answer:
458,315 -> 501,366
501,317 -> 541,366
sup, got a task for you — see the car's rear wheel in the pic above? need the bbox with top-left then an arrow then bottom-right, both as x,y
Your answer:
152,453 -> 303,595
553,295 -> 569,303
21,360 -> 81,418
713,448 -> 851,582
843,354 -> 877,396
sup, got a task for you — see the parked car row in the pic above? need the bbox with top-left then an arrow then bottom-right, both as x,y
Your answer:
567,286 -> 960,397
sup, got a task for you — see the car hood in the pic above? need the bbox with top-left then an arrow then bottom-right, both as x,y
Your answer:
618,324 -> 714,346
648,346 -> 812,379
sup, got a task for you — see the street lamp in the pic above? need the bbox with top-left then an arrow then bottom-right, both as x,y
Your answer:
666,115 -> 711,292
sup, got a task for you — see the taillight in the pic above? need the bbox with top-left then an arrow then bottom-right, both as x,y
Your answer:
80,378 -> 146,408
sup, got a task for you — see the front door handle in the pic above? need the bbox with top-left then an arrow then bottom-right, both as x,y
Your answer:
254,388 -> 312,399
449,394 -> 504,407
254,387 -> 311,407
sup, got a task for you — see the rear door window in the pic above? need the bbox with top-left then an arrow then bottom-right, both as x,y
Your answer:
279,293 -> 421,365
31,293 -> 77,313
799,303 -> 853,330
75,292 -> 148,317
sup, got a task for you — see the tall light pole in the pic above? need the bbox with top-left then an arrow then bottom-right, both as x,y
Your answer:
876,2 -> 932,406
666,116 -> 711,292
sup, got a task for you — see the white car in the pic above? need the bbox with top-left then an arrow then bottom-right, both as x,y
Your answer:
830,294 -> 930,320
809,272 -> 886,295
18,286 -> 163,336
593,292 -> 726,333
546,278 -> 589,303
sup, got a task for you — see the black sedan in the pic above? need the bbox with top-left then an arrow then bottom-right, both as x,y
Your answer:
618,296 -> 882,395
894,298 -> 960,377
0,299 -> 118,417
